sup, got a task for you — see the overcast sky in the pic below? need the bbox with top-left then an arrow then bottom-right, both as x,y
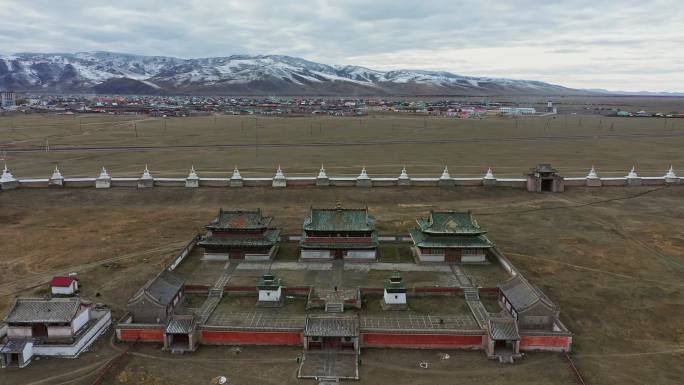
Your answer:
1,0 -> 682,92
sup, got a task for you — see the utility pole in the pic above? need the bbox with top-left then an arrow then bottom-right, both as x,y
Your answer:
134,122 -> 138,138
255,118 -> 259,158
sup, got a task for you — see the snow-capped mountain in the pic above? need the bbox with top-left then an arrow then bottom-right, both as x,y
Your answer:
0,51 -> 582,96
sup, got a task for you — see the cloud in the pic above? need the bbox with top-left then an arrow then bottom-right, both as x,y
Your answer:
0,0 -> 682,91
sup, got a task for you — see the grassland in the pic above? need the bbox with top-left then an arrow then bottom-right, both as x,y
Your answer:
0,185 -> 682,385
1,112 -> 683,179
0,107 -> 683,385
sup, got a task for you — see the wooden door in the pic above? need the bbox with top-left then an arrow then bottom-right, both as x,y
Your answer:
32,323 -> 48,337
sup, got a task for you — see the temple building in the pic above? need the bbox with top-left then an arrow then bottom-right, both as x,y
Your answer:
127,270 -> 184,324
198,209 -> 280,261
498,275 -> 560,331
382,272 -> 407,310
300,206 -> 378,261
409,211 -> 493,263
257,272 -> 284,307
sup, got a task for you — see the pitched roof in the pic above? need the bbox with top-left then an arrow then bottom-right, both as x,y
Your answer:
165,316 -> 195,334
130,270 -> 183,307
498,275 -> 556,312
303,207 -> 375,232
488,317 -> 520,340
206,208 -> 273,230
304,316 -> 359,337
417,211 -> 485,235
527,163 -> 559,175
0,339 -> 32,353
50,276 -> 76,287
409,228 -> 493,249
199,229 -> 281,248
5,297 -> 82,323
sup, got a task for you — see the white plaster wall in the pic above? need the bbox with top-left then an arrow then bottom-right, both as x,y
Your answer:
52,283 -> 76,295
202,252 -> 230,261
8,326 -> 32,338
48,326 -> 72,338
245,254 -> 271,261
345,250 -> 376,259
72,308 -> 90,333
461,254 -> 486,263
23,341 -> 34,364
383,291 -> 406,304
300,250 -> 331,259
33,310 -> 111,358
417,252 -> 445,262
258,287 -> 282,301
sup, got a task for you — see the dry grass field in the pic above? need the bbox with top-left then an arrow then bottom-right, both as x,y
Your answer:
0,186 -> 682,385
1,111 -> 683,179
0,105 -> 683,385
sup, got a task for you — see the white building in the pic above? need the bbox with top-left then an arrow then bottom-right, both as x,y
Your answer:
0,91 -> 15,109
50,276 -> 79,296
499,107 -> 536,116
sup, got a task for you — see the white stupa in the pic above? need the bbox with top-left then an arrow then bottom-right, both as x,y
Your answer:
0,164 -> 18,189
1,164 -> 16,183
356,167 -> 371,187
317,165 -> 328,179
316,164 -> 330,186
96,167 -> 111,188
137,165 -> 154,188
440,166 -> 451,180
398,166 -> 410,186
626,166 -> 641,186
273,165 -> 286,187
483,167 -> 495,180
186,165 -> 199,188
586,166 -> 599,179
664,165 -> 679,183
230,166 -> 243,187
49,165 -> 64,187
626,166 -> 638,179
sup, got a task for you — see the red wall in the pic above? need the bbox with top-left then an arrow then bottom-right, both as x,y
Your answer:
520,335 -> 571,351
361,333 -> 483,348
201,330 -> 302,345
119,328 -> 164,342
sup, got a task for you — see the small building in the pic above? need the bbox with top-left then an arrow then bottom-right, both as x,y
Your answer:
498,275 -> 560,331
525,164 -> 564,192
300,206 -> 378,261
304,315 -> 359,352
50,276 -> 78,296
485,317 -> 521,362
127,270 -> 184,324
198,209 -> 280,261
409,211 -> 493,263
257,272 -> 283,307
0,90 -> 15,109
382,272 -> 407,310
1,297 -> 111,368
163,315 -> 198,353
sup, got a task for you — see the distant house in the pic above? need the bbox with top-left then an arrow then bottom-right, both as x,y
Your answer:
409,211 -> 493,263
127,270 -> 184,324
50,276 -> 78,296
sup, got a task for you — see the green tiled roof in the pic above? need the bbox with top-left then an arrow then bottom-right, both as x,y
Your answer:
206,208 -> 273,230
257,272 -> 281,290
384,271 -> 406,292
303,207 -> 376,232
417,211 -> 486,235
199,229 -> 280,247
409,228 -> 493,249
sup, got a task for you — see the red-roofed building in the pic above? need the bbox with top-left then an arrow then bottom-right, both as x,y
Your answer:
50,276 -> 78,296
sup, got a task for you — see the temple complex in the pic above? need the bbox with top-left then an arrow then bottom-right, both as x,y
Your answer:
409,210 -> 493,263
198,208 -> 280,261
300,205 -> 378,261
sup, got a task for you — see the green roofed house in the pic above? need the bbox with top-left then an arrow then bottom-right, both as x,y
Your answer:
257,272 -> 283,307
409,210 -> 493,263
300,205 -> 378,261
198,208 -> 280,261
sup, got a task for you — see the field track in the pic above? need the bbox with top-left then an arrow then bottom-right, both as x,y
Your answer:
3,130 -> 684,153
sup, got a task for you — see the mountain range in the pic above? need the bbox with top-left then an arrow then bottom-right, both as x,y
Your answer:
0,51 -> 588,96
